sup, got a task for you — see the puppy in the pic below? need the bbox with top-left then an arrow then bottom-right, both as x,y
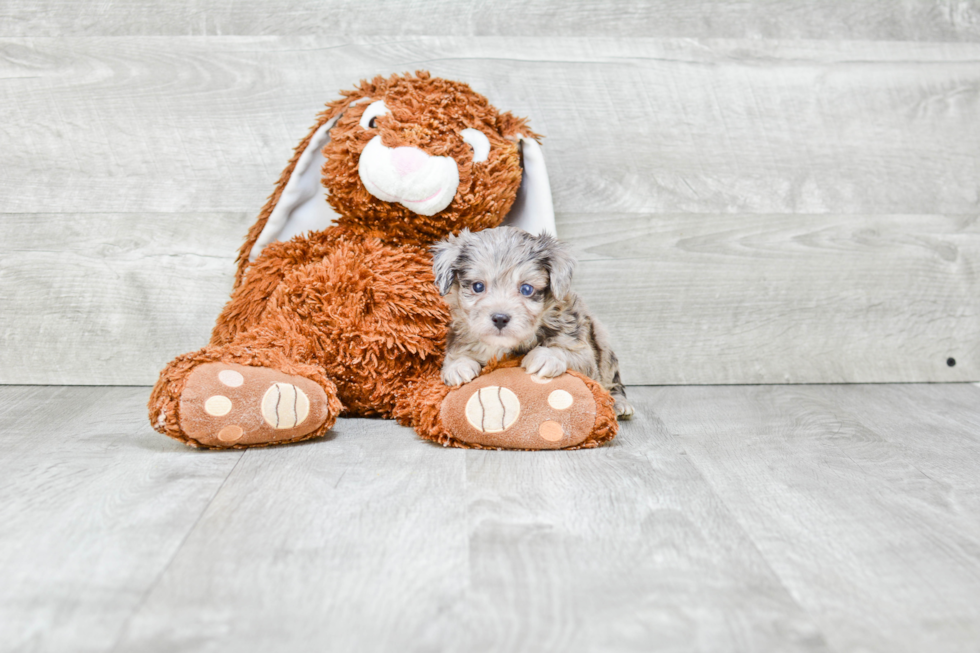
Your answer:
432,226 -> 634,418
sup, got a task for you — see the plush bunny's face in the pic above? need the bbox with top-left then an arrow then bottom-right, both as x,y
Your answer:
320,73 -> 533,244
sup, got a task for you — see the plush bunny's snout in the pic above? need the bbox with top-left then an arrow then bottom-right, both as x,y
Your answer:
358,136 -> 460,217
391,147 -> 428,176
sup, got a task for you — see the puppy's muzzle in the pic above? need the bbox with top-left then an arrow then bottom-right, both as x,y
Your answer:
491,313 -> 511,330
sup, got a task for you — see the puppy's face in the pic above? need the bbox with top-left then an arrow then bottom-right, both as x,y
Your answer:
432,227 -> 576,352
455,252 -> 550,349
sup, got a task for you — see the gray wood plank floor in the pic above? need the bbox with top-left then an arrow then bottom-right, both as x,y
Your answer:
2,384 -> 980,652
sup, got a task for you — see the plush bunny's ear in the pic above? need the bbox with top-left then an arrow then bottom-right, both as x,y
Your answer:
501,136 -> 557,237
248,113 -> 345,261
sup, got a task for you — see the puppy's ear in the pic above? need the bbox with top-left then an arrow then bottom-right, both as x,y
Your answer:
539,235 -> 577,301
431,230 -> 467,296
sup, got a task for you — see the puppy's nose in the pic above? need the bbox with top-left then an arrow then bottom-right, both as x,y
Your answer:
491,313 -> 511,330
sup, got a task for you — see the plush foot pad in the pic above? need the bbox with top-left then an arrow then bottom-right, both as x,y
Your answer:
441,367 -> 597,450
179,363 -> 330,448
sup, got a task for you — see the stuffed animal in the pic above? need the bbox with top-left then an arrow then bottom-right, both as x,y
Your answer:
148,72 -> 618,450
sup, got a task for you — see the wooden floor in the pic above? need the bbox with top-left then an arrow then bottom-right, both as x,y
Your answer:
2,384 -> 980,652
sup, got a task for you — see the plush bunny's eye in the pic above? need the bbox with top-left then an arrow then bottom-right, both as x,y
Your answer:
359,101 -> 390,129
461,128 -> 490,163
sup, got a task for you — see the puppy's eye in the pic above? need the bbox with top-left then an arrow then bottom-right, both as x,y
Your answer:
461,128 -> 490,163
359,100 -> 390,130
472,282 -> 485,293
520,284 -> 534,296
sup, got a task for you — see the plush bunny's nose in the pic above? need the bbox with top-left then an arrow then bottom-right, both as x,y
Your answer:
391,147 -> 428,177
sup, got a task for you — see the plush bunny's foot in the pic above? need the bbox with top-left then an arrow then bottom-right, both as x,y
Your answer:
177,363 -> 335,448
440,366 -> 615,450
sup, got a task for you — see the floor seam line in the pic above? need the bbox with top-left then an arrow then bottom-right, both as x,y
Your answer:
107,449 -> 248,651
652,397 -> 844,653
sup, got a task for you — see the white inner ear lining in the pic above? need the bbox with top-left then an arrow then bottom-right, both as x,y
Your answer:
499,135 -> 557,237
249,100 -> 374,261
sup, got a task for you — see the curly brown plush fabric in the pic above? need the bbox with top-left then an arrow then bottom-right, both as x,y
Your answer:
148,71 -> 617,450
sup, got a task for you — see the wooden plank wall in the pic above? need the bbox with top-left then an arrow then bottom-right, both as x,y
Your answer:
1,2 -> 978,385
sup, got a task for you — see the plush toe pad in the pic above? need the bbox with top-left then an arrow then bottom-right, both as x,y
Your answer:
441,367 -> 597,449
179,363 -> 329,448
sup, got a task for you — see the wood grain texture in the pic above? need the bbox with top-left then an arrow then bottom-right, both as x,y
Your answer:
566,212 -> 980,384
4,383 -> 980,651
432,394 -> 829,652
649,383 -> 980,653
0,386 -> 244,653
2,37 -> 979,216
805,383 -> 980,518
0,212 -> 244,385
2,0 -> 980,40
2,211 -> 977,385
114,413 -> 470,652
4,211 -> 976,385
2,35 -> 979,385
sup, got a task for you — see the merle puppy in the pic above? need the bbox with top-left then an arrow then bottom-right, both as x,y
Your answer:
432,226 -> 633,418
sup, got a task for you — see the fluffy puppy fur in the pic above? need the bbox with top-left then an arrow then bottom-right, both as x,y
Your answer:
433,226 -> 633,418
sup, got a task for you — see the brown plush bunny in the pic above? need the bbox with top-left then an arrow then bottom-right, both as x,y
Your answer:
148,71 -> 617,450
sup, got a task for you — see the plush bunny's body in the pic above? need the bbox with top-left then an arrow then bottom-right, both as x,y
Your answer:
149,72 -> 617,450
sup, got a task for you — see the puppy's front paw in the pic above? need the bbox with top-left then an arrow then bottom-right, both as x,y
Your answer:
522,347 -> 567,378
614,395 -> 635,420
442,357 -> 482,387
